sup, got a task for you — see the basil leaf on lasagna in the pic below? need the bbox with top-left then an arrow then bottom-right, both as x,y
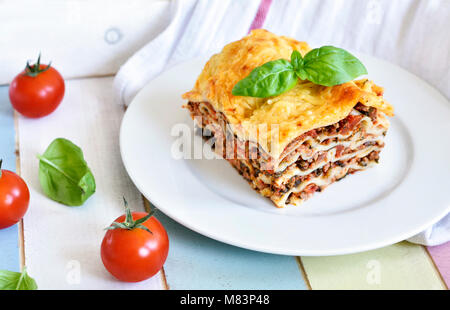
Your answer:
232,46 -> 367,98
301,46 -> 367,86
232,59 -> 297,98
290,50 -> 303,72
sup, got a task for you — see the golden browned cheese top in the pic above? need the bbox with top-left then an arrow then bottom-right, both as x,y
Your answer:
183,29 -> 394,158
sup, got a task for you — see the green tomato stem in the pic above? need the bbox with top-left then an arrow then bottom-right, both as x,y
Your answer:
24,53 -> 52,77
105,198 -> 154,234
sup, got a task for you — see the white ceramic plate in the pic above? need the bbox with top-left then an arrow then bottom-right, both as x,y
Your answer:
120,55 -> 450,256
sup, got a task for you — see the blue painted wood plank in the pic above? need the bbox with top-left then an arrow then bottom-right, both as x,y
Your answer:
156,211 -> 307,290
0,85 -> 20,272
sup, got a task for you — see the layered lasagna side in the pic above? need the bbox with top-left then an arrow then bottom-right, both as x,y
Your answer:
182,30 -> 394,208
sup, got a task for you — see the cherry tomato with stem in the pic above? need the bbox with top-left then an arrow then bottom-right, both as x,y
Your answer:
9,54 -> 65,118
101,198 -> 169,282
0,160 -> 30,229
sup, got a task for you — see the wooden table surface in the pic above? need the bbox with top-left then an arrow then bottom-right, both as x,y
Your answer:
0,78 -> 449,290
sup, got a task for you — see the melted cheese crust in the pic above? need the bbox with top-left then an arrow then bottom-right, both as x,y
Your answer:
182,29 -> 394,159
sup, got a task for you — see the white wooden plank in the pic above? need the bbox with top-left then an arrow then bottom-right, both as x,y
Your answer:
18,77 -> 164,289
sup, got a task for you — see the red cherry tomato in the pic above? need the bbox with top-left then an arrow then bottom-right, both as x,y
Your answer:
0,161 -> 30,229
9,55 -> 65,118
101,209 -> 169,283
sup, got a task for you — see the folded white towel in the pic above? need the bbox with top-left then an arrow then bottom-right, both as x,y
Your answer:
114,0 -> 262,105
114,0 -> 450,246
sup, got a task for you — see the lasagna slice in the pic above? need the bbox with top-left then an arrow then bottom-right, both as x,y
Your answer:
182,29 -> 394,208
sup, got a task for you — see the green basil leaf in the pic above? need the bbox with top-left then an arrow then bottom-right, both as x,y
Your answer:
232,59 -> 297,98
301,46 -> 367,86
38,138 -> 96,206
0,268 -> 38,290
290,50 -> 303,71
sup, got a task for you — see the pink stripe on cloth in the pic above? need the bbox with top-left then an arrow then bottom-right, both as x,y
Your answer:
248,0 -> 273,32
427,243 -> 450,288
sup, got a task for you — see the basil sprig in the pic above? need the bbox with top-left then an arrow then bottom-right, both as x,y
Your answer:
0,268 -> 38,290
230,59 -> 298,98
232,46 -> 367,98
38,138 -> 96,206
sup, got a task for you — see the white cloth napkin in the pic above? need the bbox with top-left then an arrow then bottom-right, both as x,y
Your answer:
113,0 -> 262,105
0,0 -> 171,84
113,0 -> 450,246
